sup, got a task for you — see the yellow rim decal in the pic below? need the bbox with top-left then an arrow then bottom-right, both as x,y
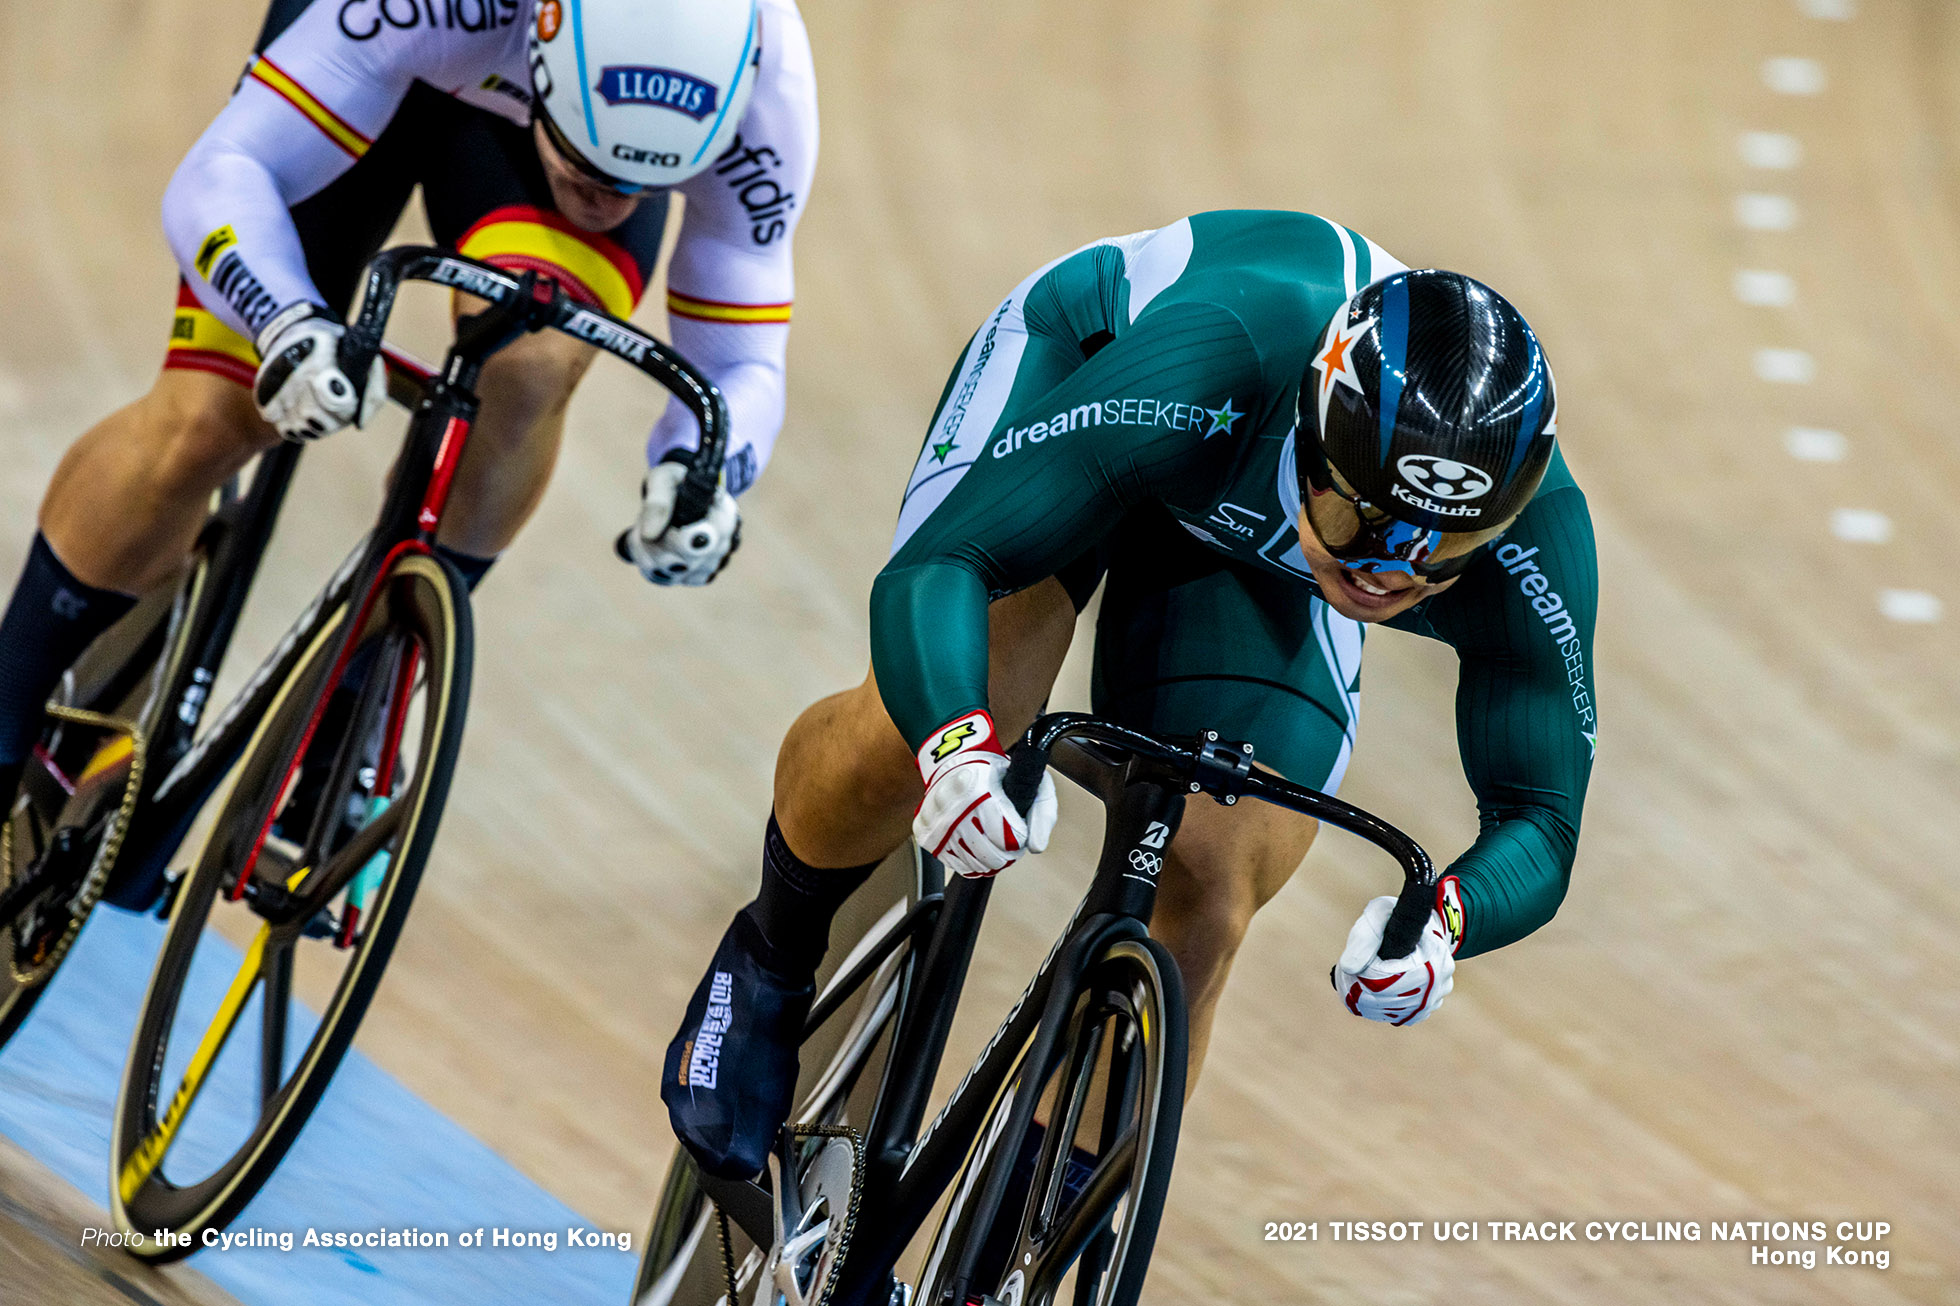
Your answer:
249,58 -> 371,159
118,928 -> 271,1202
458,222 -> 637,318
666,289 -> 793,324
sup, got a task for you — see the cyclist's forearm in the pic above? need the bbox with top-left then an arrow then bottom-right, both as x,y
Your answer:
163,141 -> 327,341
1445,807 -> 1577,958
645,322 -> 787,496
869,562 -> 992,751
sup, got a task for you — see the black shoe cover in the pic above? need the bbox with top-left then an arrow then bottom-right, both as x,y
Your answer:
662,910 -> 814,1180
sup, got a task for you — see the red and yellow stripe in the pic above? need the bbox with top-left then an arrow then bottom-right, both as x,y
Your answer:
249,57 -> 371,160
164,281 -> 257,388
455,206 -> 645,319
666,289 -> 793,325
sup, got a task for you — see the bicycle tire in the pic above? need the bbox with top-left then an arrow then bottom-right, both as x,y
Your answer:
917,937 -> 1186,1306
633,845 -> 926,1305
108,550 -> 471,1260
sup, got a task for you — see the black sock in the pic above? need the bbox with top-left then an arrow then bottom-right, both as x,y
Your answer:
0,534 -> 136,771
743,811 -> 880,977
434,544 -> 497,592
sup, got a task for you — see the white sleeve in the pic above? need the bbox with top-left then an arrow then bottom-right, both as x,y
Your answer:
161,10 -> 422,340
649,0 -> 818,496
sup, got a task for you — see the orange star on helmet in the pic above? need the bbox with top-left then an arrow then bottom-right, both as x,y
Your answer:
1311,312 -> 1377,429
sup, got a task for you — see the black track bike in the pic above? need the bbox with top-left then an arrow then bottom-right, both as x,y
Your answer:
632,712 -> 1439,1306
0,246 -> 729,1260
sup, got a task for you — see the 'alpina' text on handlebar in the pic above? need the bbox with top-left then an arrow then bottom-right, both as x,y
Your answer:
561,311 -> 651,363
429,260 -> 510,301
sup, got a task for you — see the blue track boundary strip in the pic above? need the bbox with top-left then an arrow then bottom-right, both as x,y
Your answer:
0,910 -> 638,1306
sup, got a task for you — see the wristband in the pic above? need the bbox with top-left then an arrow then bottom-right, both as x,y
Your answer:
1435,875 -> 1465,954
915,709 -> 1001,784
253,301 -> 333,357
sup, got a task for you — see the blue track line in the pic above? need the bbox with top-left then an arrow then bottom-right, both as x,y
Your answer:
0,910 -> 638,1305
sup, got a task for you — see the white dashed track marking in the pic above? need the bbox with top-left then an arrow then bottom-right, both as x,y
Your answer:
1738,131 -> 1802,169
1735,193 -> 1798,231
1735,7 -> 1936,622
1733,270 -> 1796,306
1830,509 -> 1892,544
1878,591 -> 1942,623
1783,427 -> 1847,462
1753,348 -> 1815,384
1761,57 -> 1827,96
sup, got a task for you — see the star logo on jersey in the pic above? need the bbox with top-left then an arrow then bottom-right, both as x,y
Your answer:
1203,399 -> 1243,439
1311,312 -> 1377,433
1582,729 -> 1596,760
929,436 -> 958,464
930,722 -> 977,762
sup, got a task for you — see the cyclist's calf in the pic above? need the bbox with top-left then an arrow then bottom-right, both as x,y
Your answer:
434,327 -> 597,557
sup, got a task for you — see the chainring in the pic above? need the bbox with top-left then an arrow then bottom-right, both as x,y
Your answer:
0,708 -> 144,985
713,1125 -> 864,1306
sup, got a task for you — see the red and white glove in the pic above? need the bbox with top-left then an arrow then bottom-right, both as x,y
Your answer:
911,710 -> 1058,880
1331,876 -> 1464,1026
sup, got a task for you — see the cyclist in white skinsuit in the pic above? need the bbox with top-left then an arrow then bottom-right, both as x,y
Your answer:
165,0 -> 816,498
0,0 -> 817,862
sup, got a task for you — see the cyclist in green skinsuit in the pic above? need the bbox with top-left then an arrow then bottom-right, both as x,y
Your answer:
664,209 -> 1597,1180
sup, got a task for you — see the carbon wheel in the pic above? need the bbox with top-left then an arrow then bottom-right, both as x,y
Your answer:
108,551 -> 470,1260
918,938 -> 1186,1306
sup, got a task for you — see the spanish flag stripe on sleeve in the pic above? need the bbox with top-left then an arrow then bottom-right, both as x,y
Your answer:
165,280 -> 260,387
249,58 -> 372,160
667,289 -> 793,324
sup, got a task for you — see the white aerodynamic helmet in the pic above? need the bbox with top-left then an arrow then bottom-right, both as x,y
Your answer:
529,0 -> 761,192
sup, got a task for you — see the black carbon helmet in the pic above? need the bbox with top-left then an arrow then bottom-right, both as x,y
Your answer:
1296,269 -> 1556,535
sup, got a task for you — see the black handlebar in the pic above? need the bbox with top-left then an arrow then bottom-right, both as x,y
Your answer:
337,246 -> 729,528
1005,712 -> 1438,962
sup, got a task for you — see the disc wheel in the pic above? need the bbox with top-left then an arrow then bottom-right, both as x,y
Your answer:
918,938 -> 1187,1306
633,848 -> 925,1305
109,551 -> 470,1260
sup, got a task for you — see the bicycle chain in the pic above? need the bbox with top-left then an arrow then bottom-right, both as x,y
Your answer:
1,707 -> 145,986
711,1123 -> 866,1306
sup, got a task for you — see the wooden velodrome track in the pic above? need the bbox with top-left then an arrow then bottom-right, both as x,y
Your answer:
3,0 -> 1957,1301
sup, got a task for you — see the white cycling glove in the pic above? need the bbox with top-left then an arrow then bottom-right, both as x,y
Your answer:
1331,877 -> 1463,1026
253,303 -> 384,442
912,709 -> 1058,879
623,457 -> 741,586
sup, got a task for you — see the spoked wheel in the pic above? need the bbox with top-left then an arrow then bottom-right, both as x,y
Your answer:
109,551 -> 470,1260
633,848 -> 926,1306
920,938 -> 1186,1306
